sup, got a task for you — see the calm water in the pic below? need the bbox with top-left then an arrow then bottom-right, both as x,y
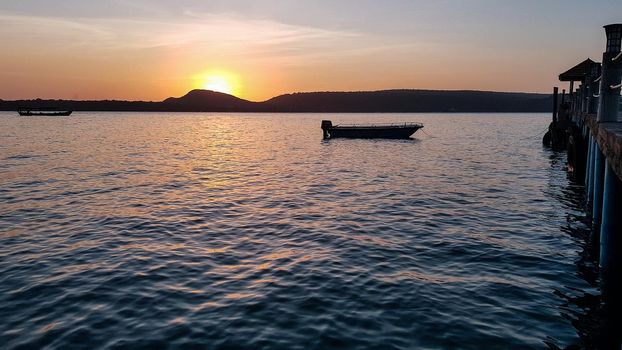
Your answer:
0,112 -> 606,349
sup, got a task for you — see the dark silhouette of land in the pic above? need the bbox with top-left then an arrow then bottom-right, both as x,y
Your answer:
0,89 -> 553,112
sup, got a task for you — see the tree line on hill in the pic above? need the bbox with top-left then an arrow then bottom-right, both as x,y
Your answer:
0,89 -> 553,113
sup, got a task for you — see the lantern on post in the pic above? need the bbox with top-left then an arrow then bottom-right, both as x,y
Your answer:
597,24 -> 622,123
604,24 -> 622,53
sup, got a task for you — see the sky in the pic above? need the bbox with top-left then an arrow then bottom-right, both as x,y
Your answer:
0,0 -> 619,101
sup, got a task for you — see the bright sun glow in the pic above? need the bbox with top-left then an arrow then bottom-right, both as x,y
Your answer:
203,76 -> 232,94
195,71 -> 240,96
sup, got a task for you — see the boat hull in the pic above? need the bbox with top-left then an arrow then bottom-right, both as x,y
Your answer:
18,110 -> 72,116
321,120 -> 423,139
327,126 -> 421,139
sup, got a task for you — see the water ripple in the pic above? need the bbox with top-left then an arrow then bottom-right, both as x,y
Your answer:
0,112 -> 605,349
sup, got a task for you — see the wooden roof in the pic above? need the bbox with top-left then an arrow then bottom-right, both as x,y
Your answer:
559,58 -> 598,81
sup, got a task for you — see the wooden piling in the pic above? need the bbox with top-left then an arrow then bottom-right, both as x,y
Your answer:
588,63 -> 601,114
552,87 -> 559,123
600,160 -> 622,278
592,145 -> 605,229
586,135 -> 594,195
597,63 -> 622,122
589,137 -> 598,207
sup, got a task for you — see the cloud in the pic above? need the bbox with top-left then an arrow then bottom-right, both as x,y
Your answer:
0,11 -> 357,53
0,13 -> 114,48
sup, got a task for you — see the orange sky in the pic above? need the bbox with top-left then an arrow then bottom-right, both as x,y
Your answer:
0,1 -> 619,102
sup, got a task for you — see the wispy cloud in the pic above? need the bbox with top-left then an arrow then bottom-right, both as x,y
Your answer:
0,11 -> 357,53
0,13 -> 114,47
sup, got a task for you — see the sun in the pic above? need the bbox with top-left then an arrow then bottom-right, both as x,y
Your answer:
203,76 -> 233,94
194,70 -> 240,96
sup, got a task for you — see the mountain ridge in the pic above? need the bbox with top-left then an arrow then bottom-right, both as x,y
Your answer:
0,89 -> 553,112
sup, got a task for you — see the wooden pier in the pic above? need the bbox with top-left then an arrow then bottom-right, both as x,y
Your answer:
545,24 -> 622,288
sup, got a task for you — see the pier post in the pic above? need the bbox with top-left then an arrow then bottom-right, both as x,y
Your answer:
600,160 -> 622,280
587,63 -> 602,114
592,145 -> 605,230
575,88 -> 580,115
579,83 -> 589,112
587,135 -> 596,207
552,87 -> 559,123
586,134 -> 593,189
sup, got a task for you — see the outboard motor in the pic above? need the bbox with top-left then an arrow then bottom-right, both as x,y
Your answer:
321,120 -> 332,139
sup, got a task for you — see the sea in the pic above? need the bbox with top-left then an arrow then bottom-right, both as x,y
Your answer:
0,112 -> 612,349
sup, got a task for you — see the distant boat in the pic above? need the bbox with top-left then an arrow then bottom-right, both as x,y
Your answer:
321,120 -> 423,139
18,108 -> 72,116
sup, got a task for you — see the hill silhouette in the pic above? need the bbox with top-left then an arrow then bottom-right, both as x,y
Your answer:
162,89 -> 260,111
263,90 -> 552,112
0,89 -> 552,112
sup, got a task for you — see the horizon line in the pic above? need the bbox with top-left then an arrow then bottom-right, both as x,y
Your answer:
0,87 -> 553,103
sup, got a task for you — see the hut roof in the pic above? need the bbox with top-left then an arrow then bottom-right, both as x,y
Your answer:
559,58 -> 598,81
